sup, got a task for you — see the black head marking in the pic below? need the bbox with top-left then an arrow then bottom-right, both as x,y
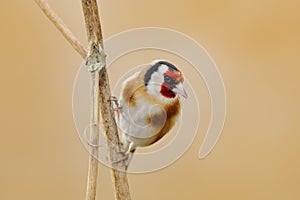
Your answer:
144,61 -> 179,86
156,61 -> 179,72
144,63 -> 160,86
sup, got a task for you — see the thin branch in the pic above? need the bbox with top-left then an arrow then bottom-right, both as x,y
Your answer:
86,71 -> 100,200
35,0 -> 131,199
90,0 -> 103,43
34,0 -> 87,58
81,1 -> 102,200
81,1 -> 131,200
81,0 -> 95,46
98,69 -> 132,200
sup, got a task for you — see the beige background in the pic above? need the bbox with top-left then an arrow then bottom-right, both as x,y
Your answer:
1,0 -> 300,199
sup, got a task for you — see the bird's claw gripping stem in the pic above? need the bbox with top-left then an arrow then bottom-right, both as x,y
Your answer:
108,96 -> 121,117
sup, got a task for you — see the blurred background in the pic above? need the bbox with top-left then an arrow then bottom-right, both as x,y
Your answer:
0,0 -> 299,199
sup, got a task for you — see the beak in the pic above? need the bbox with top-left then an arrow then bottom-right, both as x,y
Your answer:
172,82 -> 188,98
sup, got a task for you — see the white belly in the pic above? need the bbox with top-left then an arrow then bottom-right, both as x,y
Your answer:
118,96 -> 167,148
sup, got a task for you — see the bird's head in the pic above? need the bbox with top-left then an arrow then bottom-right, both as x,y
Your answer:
144,60 -> 188,101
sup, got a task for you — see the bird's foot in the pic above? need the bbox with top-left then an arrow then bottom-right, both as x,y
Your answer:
111,150 -> 133,171
111,152 -> 129,164
108,96 -> 119,106
108,96 -> 122,118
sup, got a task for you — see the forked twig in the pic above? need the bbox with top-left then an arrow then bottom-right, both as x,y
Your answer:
34,0 -> 131,200
34,0 -> 87,58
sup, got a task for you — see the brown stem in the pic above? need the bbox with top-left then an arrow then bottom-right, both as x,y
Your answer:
81,1 -> 102,200
85,71 -> 100,200
98,68 -> 132,200
34,0 -> 132,199
81,1 -> 132,199
34,0 -> 87,58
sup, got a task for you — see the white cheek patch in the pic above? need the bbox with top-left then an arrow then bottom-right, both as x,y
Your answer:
149,72 -> 163,85
148,64 -> 168,85
146,64 -> 178,103
157,64 -> 169,74
147,71 -> 162,96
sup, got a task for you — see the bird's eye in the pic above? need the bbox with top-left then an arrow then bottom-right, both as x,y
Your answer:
165,76 -> 171,83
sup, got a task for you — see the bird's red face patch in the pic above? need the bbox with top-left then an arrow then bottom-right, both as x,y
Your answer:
160,84 -> 176,98
164,70 -> 184,83
160,69 -> 184,98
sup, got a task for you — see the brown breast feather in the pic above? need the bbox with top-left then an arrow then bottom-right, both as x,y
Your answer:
148,99 -> 180,144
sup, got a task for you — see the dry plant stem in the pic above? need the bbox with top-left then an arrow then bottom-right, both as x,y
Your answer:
34,0 -> 87,58
85,71 -> 100,200
35,0 -> 131,199
98,69 -> 132,200
81,1 -> 101,200
81,0 -> 131,200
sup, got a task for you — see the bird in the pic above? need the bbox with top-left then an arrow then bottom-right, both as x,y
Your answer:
112,60 -> 188,169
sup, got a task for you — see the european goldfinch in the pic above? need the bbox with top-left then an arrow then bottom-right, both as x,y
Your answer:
114,60 -> 187,168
